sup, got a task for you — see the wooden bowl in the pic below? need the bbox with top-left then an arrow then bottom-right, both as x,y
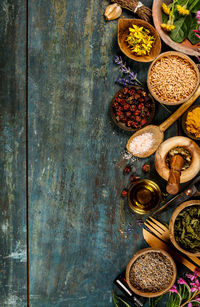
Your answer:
169,200 -> 200,257
147,51 -> 200,105
110,86 -> 155,132
126,248 -> 177,298
155,136 -> 200,183
152,0 -> 200,57
118,19 -> 161,62
182,105 -> 200,141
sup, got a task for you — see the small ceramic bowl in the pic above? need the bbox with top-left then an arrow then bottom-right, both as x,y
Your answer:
182,105 -> 200,141
126,248 -> 177,298
110,86 -> 155,132
169,200 -> 200,257
147,51 -> 200,105
118,19 -> 161,62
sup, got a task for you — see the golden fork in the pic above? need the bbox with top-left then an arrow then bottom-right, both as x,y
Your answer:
144,216 -> 200,267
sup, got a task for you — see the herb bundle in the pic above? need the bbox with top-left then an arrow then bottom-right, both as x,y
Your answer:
161,0 -> 200,44
174,205 -> 200,253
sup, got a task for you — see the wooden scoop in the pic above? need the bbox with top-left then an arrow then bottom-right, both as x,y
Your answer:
166,155 -> 184,195
126,86 -> 200,158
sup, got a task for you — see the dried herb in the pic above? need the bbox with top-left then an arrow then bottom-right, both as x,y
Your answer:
129,252 -> 173,293
174,205 -> 200,253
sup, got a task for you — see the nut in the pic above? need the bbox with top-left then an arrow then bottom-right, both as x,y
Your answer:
104,3 -> 122,21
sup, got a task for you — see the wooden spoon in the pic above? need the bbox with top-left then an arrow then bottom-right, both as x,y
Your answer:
127,85 -> 200,158
166,155 -> 184,195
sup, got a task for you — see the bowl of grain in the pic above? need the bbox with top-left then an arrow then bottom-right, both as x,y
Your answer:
147,51 -> 200,105
126,248 -> 177,298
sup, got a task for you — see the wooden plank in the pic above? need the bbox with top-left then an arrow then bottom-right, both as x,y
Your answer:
0,1 -> 27,306
28,0 -> 200,306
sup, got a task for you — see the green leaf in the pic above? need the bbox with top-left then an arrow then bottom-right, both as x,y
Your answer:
169,17 -> 188,43
189,0 -> 200,13
162,13 -> 169,24
112,292 -> 120,307
149,294 -> 164,307
117,296 -> 132,307
188,18 -> 200,45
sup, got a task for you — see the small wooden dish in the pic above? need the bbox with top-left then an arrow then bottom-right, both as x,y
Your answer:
169,200 -> 200,257
118,19 -> 161,62
147,51 -> 200,105
153,0 -> 200,57
182,105 -> 200,141
110,86 -> 155,132
126,247 -> 177,298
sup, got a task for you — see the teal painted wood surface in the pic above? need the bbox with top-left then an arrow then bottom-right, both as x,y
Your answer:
0,0 -> 200,306
0,1 -> 27,306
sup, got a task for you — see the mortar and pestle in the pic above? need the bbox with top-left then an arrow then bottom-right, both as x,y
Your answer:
155,136 -> 200,195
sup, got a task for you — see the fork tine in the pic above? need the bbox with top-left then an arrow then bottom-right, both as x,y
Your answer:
149,216 -> 169,231
144,222 -> 162,237
146,219 -> 164,234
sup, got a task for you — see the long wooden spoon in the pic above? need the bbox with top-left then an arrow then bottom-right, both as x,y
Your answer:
127,86 -> 200,158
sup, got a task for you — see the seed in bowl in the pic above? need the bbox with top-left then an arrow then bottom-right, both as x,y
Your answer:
129,251 -> 173,292
149,55 -> 198,103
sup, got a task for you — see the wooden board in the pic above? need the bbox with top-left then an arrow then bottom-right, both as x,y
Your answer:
0,0 -> 199,306
0,1 -> 27,306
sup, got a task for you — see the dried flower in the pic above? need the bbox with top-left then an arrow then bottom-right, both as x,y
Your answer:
177,4 -> 190,16
161,3 -> 170,15
114,56 -> 142,86
126,25 -> 155,56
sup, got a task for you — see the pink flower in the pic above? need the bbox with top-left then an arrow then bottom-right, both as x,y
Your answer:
188,303 -> 192,307
169,285 -> 178,293
178,278 -> 188,285
186,273 -> 196,281
190,279 -> 200,292
197,11 -> 200,19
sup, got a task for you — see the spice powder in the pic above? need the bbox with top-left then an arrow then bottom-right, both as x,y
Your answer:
129,252 -> 173,292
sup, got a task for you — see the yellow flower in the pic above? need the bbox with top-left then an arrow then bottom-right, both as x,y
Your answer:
161,3 -> 170,15
161,23 -> 175,32
177,5 -> 189,16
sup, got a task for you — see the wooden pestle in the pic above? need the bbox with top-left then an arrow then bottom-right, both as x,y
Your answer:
166,155 -> 185,195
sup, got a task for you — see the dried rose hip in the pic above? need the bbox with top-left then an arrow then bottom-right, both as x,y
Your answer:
123,87 -> 128,94
142,163 -> 151,173
126,111 -> 132,117
141,119 -> 147,126
123,104 -> 130,111
123,165 -> 132,174
121,189 -> 128,198
126,120 -> 132,127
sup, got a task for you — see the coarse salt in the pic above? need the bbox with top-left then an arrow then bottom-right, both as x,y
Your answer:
129,132 -> 154,155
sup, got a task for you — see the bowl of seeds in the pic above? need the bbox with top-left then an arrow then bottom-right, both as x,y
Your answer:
169,200 -> 200,257
126,248 -> 177,298
147,51 -> 199,105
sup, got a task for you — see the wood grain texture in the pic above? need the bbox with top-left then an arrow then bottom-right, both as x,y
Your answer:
0,1 -> 27,306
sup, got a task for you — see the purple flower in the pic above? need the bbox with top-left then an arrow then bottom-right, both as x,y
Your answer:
169,285 -> 178,293
114,56 -> 142,86
178,278 -> 188,285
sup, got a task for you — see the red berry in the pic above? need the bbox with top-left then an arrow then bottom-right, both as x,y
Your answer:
130,175 -> 140,182
130,105 -> 136,112
128,89 -> 135,95
134,110 -> 140,116
135,116 -> 141,122
120,116 -> 127,123
121,189 -> 128,197
142,163 -> 151,173
116,111 -> 123,116
123,104 -> 130,111
123,87 -> 128,94
126,111 -> 132,117
141,119 -> 147,126
138,103 -> 144,110
126,120 -> 132,127
123,165 -> 132,174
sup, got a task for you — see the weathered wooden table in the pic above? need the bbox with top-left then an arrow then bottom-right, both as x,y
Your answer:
0,0 -> 199,306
